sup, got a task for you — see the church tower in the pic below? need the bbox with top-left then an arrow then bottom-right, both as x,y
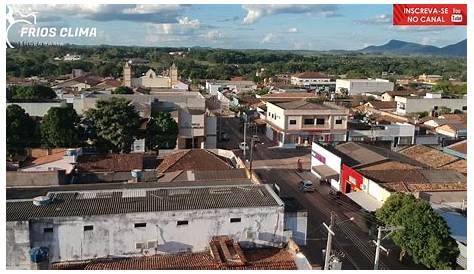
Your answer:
123,61 -> 133,87
169,63 -> 178,86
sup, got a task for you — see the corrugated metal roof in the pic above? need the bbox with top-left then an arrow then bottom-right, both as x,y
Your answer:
7,185 -> 280,221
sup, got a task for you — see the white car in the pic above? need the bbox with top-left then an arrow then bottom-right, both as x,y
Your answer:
239,142 -> 250,150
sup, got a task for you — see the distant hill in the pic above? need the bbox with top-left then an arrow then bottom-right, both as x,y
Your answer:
359,39 -> 466,57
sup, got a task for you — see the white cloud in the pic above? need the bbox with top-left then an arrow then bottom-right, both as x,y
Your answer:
261,33 -> 278,44
354,14 -> 391,25
288,27 -> 298,33
242,4 -> 338,24
10,4 -> 188,23
206,30 -> 224,41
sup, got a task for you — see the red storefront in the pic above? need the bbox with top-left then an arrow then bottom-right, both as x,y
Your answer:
340,164 -> 364,193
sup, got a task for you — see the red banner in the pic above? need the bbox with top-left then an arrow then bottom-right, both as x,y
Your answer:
393,4 -> 467,26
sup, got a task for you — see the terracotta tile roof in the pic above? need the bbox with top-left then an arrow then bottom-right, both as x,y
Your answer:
358,168 -> 466,192
52,247 -> 297,270
273,100 -> 347,111
385,89 -> 416,97
76,153 -> 144,172
23,149 -> 67,167
399,145 -> 458,168
446,140 -> 467,155
96,79 -> 121,89
439,159 -> 467,174
293,71 -> 329,79
262,92 -> 317,99
157,150 -> 233,173
365,101 -> 396,110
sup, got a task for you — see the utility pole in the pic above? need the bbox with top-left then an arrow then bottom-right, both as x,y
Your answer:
242,112 -> 247,161
323,212 -> 335,270
373,226 -> 404,270
249,137 -> 255,180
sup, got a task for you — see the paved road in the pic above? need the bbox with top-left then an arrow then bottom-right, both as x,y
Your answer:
217,117 -> 425,270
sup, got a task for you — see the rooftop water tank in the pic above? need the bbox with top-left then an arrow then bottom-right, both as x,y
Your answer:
33,196 -> 51,206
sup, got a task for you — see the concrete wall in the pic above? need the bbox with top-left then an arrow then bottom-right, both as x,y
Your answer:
7,101 -> 68,117
6,170 -> 68,187
366,178 -> 392,203
336,79 -> 394,95
266,103 -> 286,130
6,221 -> 31,269
9,206 -> 285,267
348,123 -> 415,145
205,115 -> 217,149
395,96 -> 467,115
283,211 -> 308,246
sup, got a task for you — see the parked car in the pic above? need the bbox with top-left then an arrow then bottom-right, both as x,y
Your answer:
239,142 -> 250,150
299,180 -> 315,192
251,135 -> 261,143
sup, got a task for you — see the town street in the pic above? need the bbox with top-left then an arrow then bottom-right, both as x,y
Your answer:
218,116 -> 425,270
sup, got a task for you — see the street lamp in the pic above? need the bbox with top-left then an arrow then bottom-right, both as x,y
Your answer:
323,212 -> 354,270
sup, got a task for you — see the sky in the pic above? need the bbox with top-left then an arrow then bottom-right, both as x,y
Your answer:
7,4 -> 467,50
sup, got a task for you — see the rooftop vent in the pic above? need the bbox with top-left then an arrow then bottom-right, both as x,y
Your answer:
33,196 -> 51,206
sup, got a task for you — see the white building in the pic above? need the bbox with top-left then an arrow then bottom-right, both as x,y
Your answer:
310,142 -> 342,191
348,122 -> 415,147
395,93 -> 467,115
6,184 -> 303,269
290,72 -> 334,87
63,54 -> 81,61
336,79 -> 394,95
265,100 -> 349,148
6,101 -> 68,117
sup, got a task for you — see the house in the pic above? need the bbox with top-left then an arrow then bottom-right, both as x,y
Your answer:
395,92 -> 467,115
53,74 -> 103,92
435,123 -> 467,139
418,73 -> 443,84
363,101 -> 397,112
94,78 -> 122,92
259,92 -> 318,103
265,100 -> 349,147
206,80 -> 256,95
347,121 -> 415,147
310,142 -> 343,190
380,89 -> 422,101
361,91 -> 384,100
18,148 -> 79,175
73,92 -> 217,149
443,140 -> 467,159
51,236 -> 310,270
290,72 -> 334,88
63,54 -> 81,61
336,79 -> 394,95
6,184 -> 291,269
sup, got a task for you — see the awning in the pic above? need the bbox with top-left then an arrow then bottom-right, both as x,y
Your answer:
311,165 -> 339,180
346,191 -> 382,212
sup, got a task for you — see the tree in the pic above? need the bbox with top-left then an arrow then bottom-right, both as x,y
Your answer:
85,97 -> 141,153
438,106 -> 452,115
6,104 -> 39,159
10,85 -> 56,100
376,193 -> 459,269
41,107 -> 81,148
146,112 -> 178,150
112,86 -> 133,94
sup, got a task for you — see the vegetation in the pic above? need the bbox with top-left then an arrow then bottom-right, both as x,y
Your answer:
376,193 -> 459,269
41,107 -> 82,148
112,86 -> 133,94
6,105 -> 40,159
10,85 -> 56,100
433,80 -> 467,96
6,44 -> 467,81
437,106 -> 452,115
84,97 -> 141,153
146,112 -> 179,150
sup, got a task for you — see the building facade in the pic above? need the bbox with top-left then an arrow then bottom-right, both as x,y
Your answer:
395,93 -> 467,115
265,100 -> 349,147
336,79 -> 394,95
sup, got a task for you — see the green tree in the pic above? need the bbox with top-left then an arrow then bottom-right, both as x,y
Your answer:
6,104 -> 39,159
85,97 -> 141,153
41,107 -> 81,148
10,85 -> 56,100
112,86 -> 133,94
146,112 -> 178,150
376,193 -> 459,269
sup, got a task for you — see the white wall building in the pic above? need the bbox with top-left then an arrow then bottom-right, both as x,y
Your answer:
348,122 -> 415,147
290,72 -> 334,87
6,184 -> 297,269
310,142 -> 342,190
395,93 -> 467,115
6,101 -> 68,117
336,79 -> 394,95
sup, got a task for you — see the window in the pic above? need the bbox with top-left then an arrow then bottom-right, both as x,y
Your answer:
316,118 -> 325,125
177,220 -> 189,226
84,225 -> 93,231
335,119 -> 343,125
462,106 -> 467,111
134,223 -> 147,228
304,118 -> 314,125
289,120 -> 297,125
43,227 -> 53,233
136,242 -> 144,249
433,106 -> 438,110
230,218 -> 241,223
